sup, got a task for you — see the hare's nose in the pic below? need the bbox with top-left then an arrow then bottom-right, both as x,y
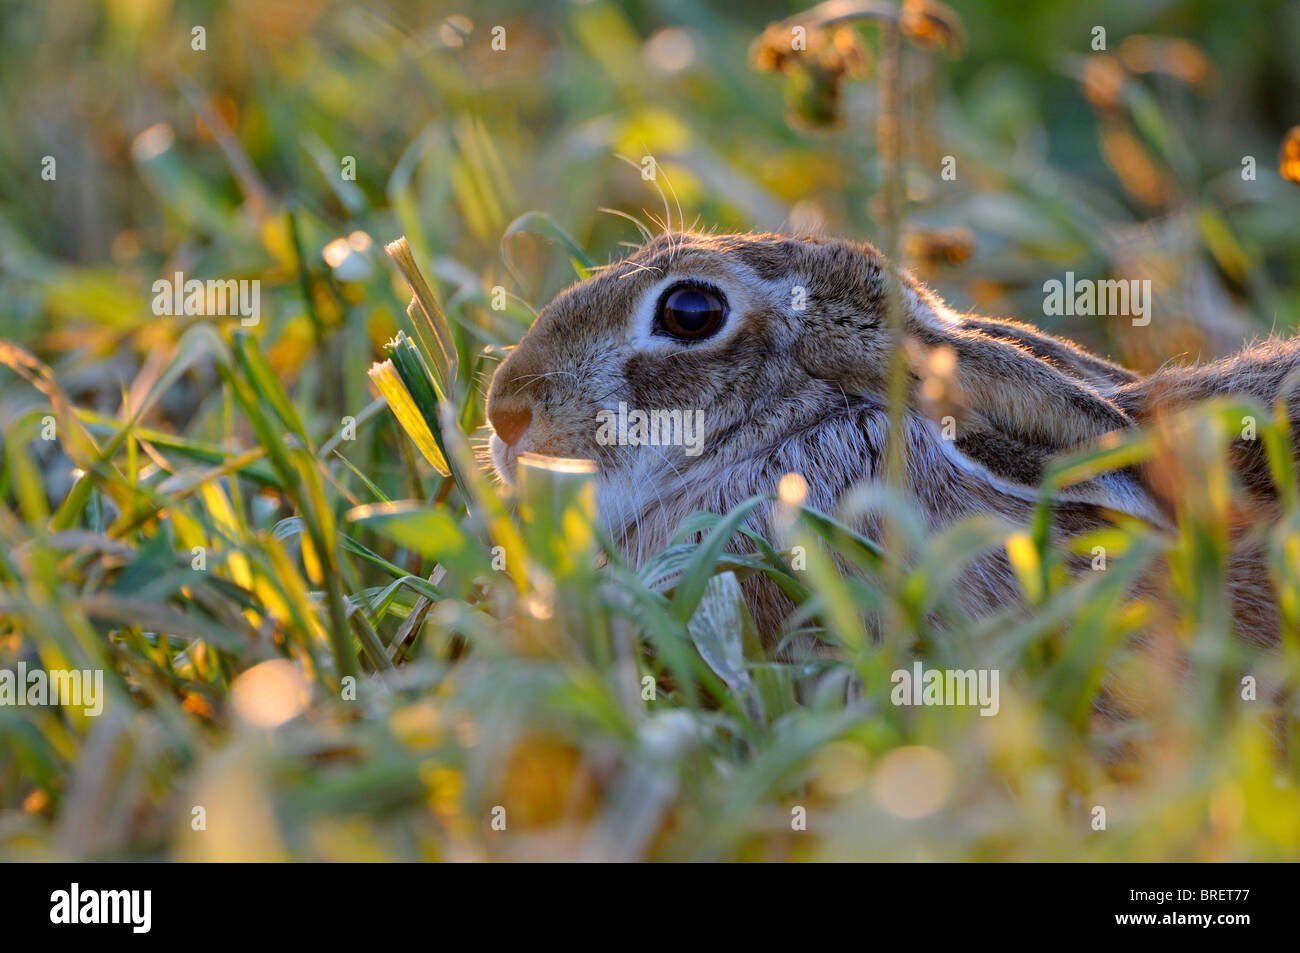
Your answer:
489,403 -> 533,446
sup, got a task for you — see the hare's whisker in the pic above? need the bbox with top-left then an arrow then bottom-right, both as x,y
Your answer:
599,206 -> 653,245
615,150 -> 672,239
658,163 -> 685,244
511,369 -> 581,394
617,261 -> 664,280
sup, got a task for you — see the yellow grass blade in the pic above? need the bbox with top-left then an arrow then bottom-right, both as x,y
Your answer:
368,359 -> 451,477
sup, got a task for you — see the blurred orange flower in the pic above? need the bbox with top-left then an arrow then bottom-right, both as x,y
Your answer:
1080,55 -> 1128,112
1281,126 -> 1300,186
1119,35 -> 1214,88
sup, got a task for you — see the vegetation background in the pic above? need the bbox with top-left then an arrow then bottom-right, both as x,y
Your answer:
1,0 -> 1298,860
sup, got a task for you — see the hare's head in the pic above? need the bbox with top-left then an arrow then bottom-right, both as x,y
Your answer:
486,231 -> 1160,561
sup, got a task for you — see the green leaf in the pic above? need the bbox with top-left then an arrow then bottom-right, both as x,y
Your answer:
501,211 -> 595,280
669,496 -> 766,622
687,571 -> 755,696
231,330 -> 309,446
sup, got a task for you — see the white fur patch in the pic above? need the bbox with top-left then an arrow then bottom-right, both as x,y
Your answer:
933,422 -> 1167,527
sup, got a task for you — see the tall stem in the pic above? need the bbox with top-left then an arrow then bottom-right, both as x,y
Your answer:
879,23 -> 907,490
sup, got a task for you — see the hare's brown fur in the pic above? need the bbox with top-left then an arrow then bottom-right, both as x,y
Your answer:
487,231 -> 1300,644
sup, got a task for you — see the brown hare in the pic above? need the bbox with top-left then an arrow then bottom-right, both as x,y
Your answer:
485,231 -> 1300,643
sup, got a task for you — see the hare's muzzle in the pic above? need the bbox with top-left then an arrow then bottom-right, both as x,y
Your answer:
489,402 -> 533,447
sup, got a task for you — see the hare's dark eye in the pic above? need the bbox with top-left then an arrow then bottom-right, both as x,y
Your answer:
655,283 -> 728,341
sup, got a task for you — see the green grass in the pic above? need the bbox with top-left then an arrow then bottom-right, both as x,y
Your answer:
1,0 -> 1300,861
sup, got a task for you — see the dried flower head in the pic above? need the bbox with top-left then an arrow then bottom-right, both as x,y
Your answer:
903,225 -> 976,266
750,24 -> 870,130
900,0 -> 964,56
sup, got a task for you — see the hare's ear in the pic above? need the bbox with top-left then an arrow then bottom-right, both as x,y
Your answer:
961,315 -> 1139,389
904,316 -> 1135,450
